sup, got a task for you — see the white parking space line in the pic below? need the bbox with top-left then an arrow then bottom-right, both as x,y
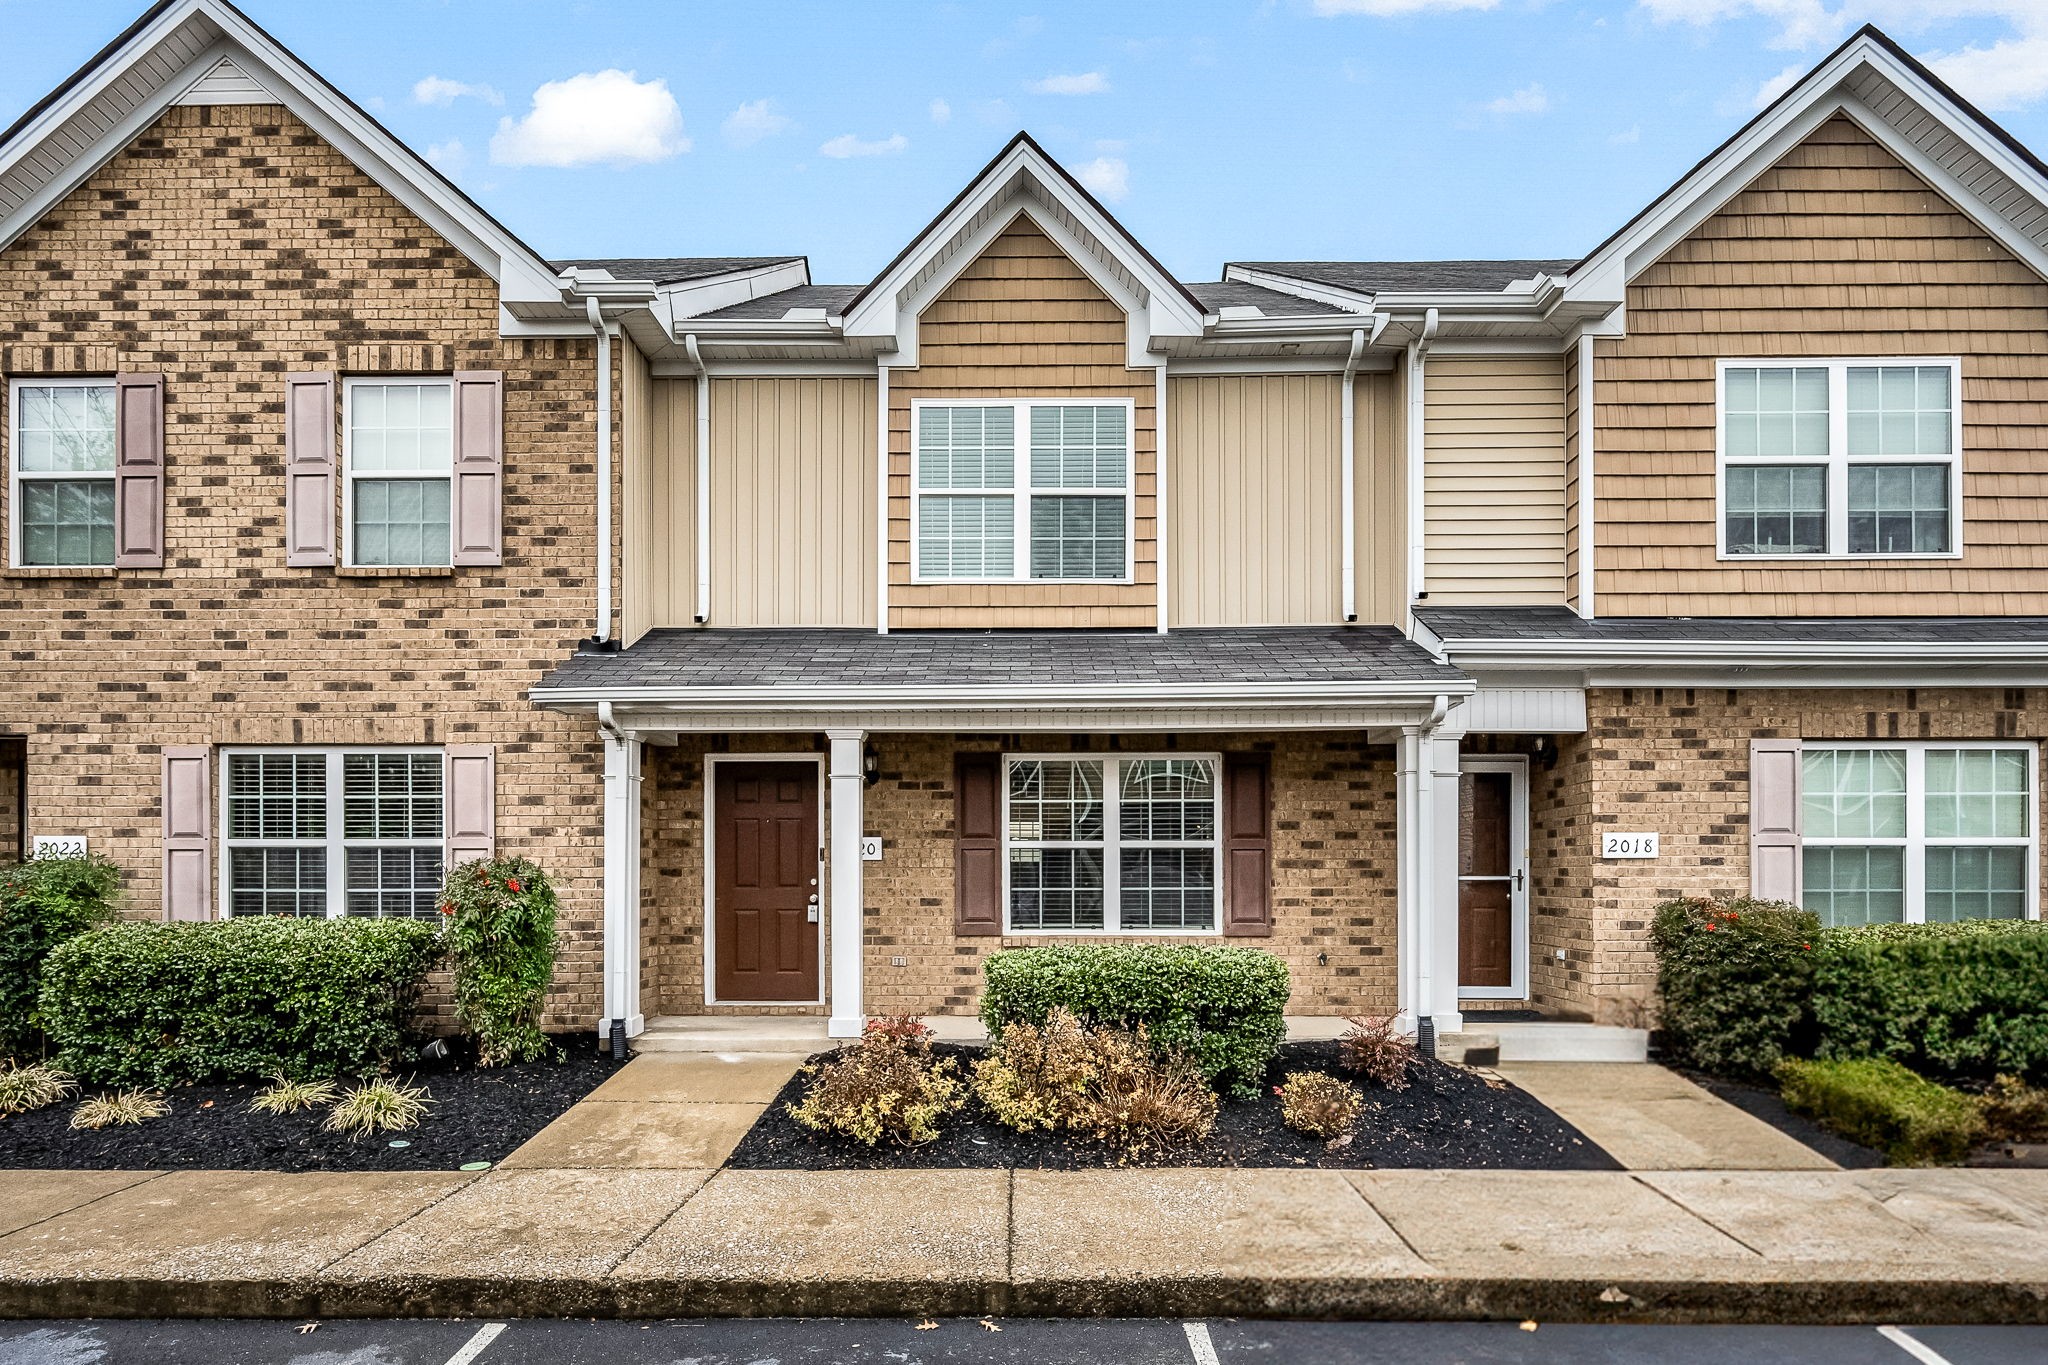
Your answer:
443,1322 -> 507,1365
1183,1321 -> 1221,1365
1878,1325 -> 1955,1365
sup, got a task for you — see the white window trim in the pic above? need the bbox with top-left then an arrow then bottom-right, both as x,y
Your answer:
1000,751 -> 1223,936
1801,739 -> 2038,925
216,745 -> 446,920
341,375 -> 457,569
909,396 -> 1137,585
8,376 -> 117,569
1714,357 -> 1964,562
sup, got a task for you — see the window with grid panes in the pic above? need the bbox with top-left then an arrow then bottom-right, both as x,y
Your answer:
1004,755 -> 1219,933
346,379 -> 455,567
222,749 -> 445,919
10,379 -> 117,567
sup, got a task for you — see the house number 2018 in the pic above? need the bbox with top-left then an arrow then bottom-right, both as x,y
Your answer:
1602,832 -> 1660,859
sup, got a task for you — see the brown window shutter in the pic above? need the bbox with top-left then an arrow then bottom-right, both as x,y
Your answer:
1750,738 -> 1803,903
161,745 -> 211,920
1222,752 -> 1273,937
112,372 -> 165,569
955,752 -> 1003,936
283,372 -> 336,567
445,744 -> 496,868
450,370 -> 504,566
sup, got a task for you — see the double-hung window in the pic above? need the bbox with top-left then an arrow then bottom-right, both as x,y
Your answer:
913,399 -> 1132,582
1718,359 -> 1962,558
10,378 -> 116,567
221,748 -> 445,918
1004,754 -> 1220,933
1801,744 -> 2036,927
345,379 -> 454,567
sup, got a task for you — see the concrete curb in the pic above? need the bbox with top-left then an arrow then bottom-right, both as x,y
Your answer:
4,1273 -> 2047,1324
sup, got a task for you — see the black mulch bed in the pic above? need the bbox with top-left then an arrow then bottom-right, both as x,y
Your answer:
0,1035 -> 621,1173
1676,1068 -> 1886,1169
726,1041 -> 1621,1171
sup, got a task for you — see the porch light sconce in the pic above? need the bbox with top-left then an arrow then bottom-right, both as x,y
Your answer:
1531,736 -> 1558,770
863,743 -> 881,788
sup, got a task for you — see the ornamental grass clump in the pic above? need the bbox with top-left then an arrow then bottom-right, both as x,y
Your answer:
250,1075 -> 339,1116
70,1089 -> 167,1130
787,1016 -> 965,1147
0,852 -> 120,1057
440,857 -> 560,1066
1338,1015 -> 1416,1092
1277,1071 -> 1367,1144
324,1078 -> 433,1136
1651,896 -> 1821,1079
0,1061 -> 76,1115
974,1008 -> 1217,1156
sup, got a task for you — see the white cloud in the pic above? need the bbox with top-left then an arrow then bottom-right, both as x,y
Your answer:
425,139 -> 466,171
1027,71 -> 1110,95
413,75 -> 501,107
1484,82 -> 1551,114
930,97 -> 952,124
1928,31 -> 2048,111
1313,0 -> 1497,14
490,70 -> 689,168
819,132 -> 908,158
1751,61 -> 1806,107
1609,124 -> 1643,143
1075,155 -> 1129,201
722,99 -> 792,147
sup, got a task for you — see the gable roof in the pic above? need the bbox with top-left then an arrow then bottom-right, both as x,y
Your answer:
551,256 -> 802,286
1228,260 -> 1575,298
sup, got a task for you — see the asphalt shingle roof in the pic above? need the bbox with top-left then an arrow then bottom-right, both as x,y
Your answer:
1232,260 -> 1577,295
1417,606 -> 2048,645
550,256 -> 801,285
538,626 -> 1466,692
695,284 -> 867,320
1184,281 -> 1345,318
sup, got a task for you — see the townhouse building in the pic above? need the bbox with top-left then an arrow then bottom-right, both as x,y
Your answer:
4,1 -> 2045,1046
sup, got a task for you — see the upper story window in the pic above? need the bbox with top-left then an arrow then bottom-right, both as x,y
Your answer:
345,379 -> 454,567
10,379 -> 116,567
221,747 -> 445,919
912,399 -> 1132,582
1718,359 -> 1961,559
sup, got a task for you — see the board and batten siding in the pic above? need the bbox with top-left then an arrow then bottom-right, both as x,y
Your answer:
888,215 -> 1157,629
1421,354 -> 1569,605
1167,371 -> 1405,626
1596,114 -> 2048,615
620,345 -> 688,645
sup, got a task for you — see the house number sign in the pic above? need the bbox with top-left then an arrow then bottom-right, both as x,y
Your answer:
860,836 -> 883,861
1601,832 -> 1659,859
32,835 -> 87,859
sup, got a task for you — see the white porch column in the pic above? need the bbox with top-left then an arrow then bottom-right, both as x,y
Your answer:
599,730 -> 645,1042
1395,729 -> 1422,1031
1396,723 -> 1466,1038
826,729 -> 868,1038
1426,731 -> 1465,1035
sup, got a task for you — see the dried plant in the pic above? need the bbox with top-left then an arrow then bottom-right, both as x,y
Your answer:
0,1061 -> 76,1115
1339,1015 -> 1416,1092
1982,1075 -> 2048,1144
70,1089 -> 168,1130
251,1075 -> 340,1116
1277,1071 -> 1367,1144
975,1008 -> 1217,1155
324,1079 -> 433,1136
787,1023 -> 964,1147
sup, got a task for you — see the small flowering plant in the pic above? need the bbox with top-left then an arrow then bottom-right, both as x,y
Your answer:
439,856 -> 560,1065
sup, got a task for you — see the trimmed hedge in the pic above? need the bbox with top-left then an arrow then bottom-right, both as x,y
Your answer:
1650,896 -> 1820,1079
0,853 -> 120,1057
1813,920 -> 2048,1080
40,918 -> 442,1086
1777,1056 -> 1984,1165
978,944 -> 1289,1100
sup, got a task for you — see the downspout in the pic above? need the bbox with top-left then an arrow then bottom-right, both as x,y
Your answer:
1576,332 -> 1596,620
1404,307 -> 1439,614
686,334 -> 710,624
1340,327 -> 1367,623
586,298 -> 615,650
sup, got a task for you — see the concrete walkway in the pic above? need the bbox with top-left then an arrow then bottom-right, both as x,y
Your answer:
1496,1063 -> 1837,1171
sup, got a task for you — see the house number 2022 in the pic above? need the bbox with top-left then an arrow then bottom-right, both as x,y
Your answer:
1601,832 -> 1660,859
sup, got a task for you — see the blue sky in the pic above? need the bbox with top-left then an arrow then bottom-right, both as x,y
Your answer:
3,1 -> 2046,283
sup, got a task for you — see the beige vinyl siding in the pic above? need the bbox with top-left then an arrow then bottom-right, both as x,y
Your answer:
1361,369 -> 1406,623
709,377 -> 877,627
1422,354 -> 1568,605
1598,115 -> 2048,615
1564,343 -> 1582,609
888,215 -> 1156,629
621,368 -> 695,643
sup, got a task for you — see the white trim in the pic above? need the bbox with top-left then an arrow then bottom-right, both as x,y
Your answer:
701,753 -> 827,1008
215,745 -> 444,920
1457,756 -> 1529,1000
1162,354 -> 1398,377
1799,740 -> 2039,925
341,375 -> 456,569
1714,357 -> 1964,561
7,375 -> 117,569
999,752 -> 1226,937
825,729 -> 866,1037
908,397 -> 1137,586
600,730 -> 644,1039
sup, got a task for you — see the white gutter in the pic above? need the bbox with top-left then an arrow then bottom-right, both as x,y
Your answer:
588,298 -> 614,646
1405,308 -> 1440,610
1438,638 -> 2048,669
876,361 -> 891,635
1577,332 -> 1597,619
1155,359 -> 1170,634
532,677 -> 1476,711
686,334 -> 710,624
1340,327 -> 1367,623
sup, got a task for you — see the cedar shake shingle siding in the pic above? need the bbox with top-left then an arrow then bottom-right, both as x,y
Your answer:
0,104 -> 610,1025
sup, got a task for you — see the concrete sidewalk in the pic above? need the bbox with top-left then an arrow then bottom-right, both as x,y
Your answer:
5,1164 -> 2048,1322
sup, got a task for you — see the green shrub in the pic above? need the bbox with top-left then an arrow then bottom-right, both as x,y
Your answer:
1778,1057 -> 1985,1165
0,854 -> 120,1057
978,944 -> 1289,1100
1650,896 -> 1820,1078
39,917 -> 441,1087
1813,920 -> 2048,1081
439,857 -> 559,1065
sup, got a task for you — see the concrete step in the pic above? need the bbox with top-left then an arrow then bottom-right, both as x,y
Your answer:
1487,1022 -> 1649,1063
634,1017 -> 830,1054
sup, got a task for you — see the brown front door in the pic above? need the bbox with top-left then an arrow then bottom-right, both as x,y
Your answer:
1458,767 -> 1517,991
713,761 -> 820,1002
